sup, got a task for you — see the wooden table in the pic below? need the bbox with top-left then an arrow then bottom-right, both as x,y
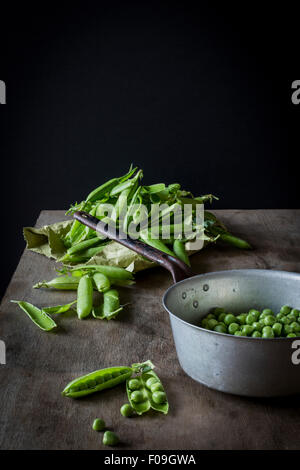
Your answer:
1,210 -> 300,450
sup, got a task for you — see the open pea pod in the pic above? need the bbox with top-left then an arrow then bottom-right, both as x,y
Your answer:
11,300 -> 57,332
42,300 -> 77,315
92,289 -> 123,320
62,366 -> 133,398
126,362 -> 168,415
140,370 -> 169,415
126,377 -> 151,415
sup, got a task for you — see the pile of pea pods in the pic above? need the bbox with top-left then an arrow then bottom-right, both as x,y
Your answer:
201,305 -> 300,338
11,264 -> 135,331
62,165 -> 251,268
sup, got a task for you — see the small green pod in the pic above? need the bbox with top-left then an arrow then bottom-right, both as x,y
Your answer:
67,236 -> 103,255
33,275 -> 79,290
93,272 -> 111,293
173,240 -> 191,267
42,301 -> 77,315
62,366 -> 133,398
11,300 -> 57,332
93,289 -> 123,320
69,265 -> 134,281
140,233 -> 176,257
77,275 -> 93,319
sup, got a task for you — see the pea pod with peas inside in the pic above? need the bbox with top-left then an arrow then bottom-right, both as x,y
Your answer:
62,361 -> 153,398
126,369 -> 168,415
62,366 -> 133,398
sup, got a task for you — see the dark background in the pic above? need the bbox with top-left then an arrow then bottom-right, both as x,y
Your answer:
0,2 -> 299,297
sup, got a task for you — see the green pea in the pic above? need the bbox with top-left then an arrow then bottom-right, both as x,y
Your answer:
264,315 -> 276,326
87,379 -> 97,388
283,324 -> 293,336
280,315 -> 291,325
252,321 -> 263,332
102,373 -> 112,382
290,322 -> 300,333
95,376 -> 104,385
259,312 -> 268,320
287,333 -> 297,338
130,391 -> 144,403
120,404 -> 134,417
276,312 -> 284,320
218,313 -> 227,322
214,307 -> 225,316
272,322 -> 282,337
201,318 -> 209,328
146,377 -> 158,389
280,305 -> 292,315
214,324 -> 227,333
103,431 -> 119,446
291,308 -> 300,317
287,313 -> 297,323
236,314 -> 247,325
150,382 -> 164,393
262,326 -> 275,338
152,391 -> 167,404
111,371 -> 121,378
246,314 -> 256,325
206,313 -> 216,320
248,309 -> 260,320
242,325 -> 254,336
252,331 -> 262,338
234,331 -> 243,336
207,319 -> 218,329
224,314 -> 236,326
128,379 -> 140,390
261,308 -> 273,316
92,418 -> 106,431
228,323 -> 239,334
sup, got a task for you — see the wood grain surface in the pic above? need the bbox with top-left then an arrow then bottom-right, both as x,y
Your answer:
1,210 -> 300,450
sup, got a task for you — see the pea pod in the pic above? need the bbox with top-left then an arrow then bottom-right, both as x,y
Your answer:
85,166 -> 137,203
42,300 -> 77,315
62,244 -> 108,264
67,236 -> 103,256
68,265 -> 134,281
62,366 -> 133,398
173,239 -> 191,267
110,169 -> 143,197
140,232 -> 176,257
11,300 -> 57,332
77,275 -> 93,319
93,272 -> 111,293
92,289 -> 122,320
33,275 -> 79,290
126,368 -> 168,415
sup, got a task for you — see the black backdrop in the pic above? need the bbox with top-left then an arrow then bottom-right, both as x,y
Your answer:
0,2 -> 299,297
